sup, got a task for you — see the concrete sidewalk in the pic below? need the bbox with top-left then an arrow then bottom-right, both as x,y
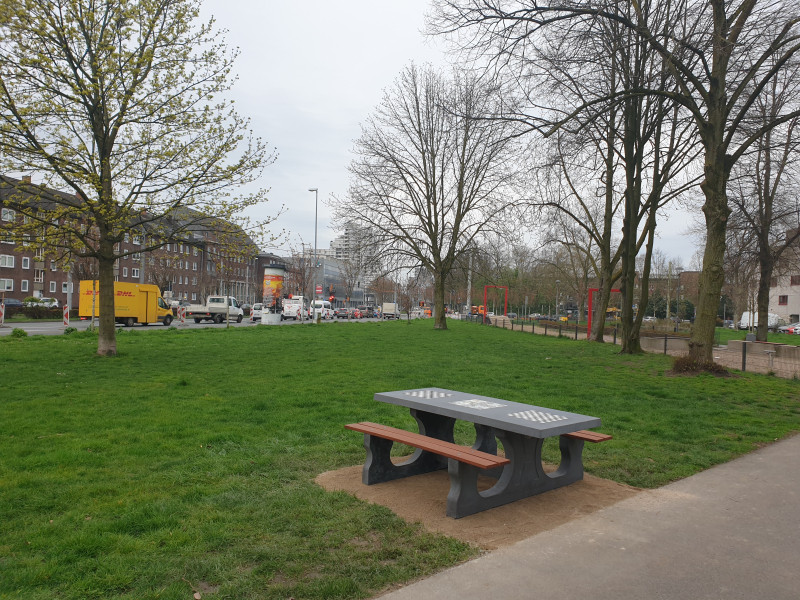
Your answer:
378,434 -> 800,600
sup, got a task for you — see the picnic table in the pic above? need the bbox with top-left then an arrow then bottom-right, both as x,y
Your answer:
347,387 -> 609,518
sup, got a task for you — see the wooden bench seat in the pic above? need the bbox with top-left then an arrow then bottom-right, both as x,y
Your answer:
345,421 -> 510,469
562,429 -> 613,443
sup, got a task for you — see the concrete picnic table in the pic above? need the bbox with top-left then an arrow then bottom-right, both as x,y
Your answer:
356,387 -> 605,517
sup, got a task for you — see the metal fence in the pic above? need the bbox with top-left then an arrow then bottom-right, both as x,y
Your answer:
464,314 -> 800,379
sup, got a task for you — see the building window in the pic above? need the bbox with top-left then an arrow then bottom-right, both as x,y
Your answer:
0,278 -> 13,291
21,280 -> 29,292
779,295 -> 788,305
0,255 -> 14,268
191,293 -> 197,301
771,277 -> 778,287
791,275 -> 800,286
132,268 -> 139,278
132,234 -> 141,245
50,260 -> 57,271
193,261 -> 197,271
50,281 -> 56,293
1,208 -> 14,221
132,252 -> 141,261
22,257 -> 30,269
62,282 -> 69,293
122,267 -> 128,277
34,269 -> 44,283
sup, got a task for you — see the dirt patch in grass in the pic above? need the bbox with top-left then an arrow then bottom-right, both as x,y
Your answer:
666,356 -> 736,377
316,464 -> 640,551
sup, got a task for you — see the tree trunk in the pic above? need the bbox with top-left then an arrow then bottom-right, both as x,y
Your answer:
756,256 -> 773,342
689,171 -> 730,362
591,271 -> 614,342
97,243 -> 118,356
433,272 -> 447,330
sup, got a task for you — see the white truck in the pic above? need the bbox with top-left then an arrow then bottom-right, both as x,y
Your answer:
738,311 -> 784,332
310,299 -> 334,319
281,295 -> 309,321
381,302 -> 399,319
186,295 -> 244,324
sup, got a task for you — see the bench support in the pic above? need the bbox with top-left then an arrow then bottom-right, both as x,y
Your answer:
356,418 -> 593,518
447,432 -> 585,518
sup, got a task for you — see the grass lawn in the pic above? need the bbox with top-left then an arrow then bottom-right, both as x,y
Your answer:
2,320 -> 799,599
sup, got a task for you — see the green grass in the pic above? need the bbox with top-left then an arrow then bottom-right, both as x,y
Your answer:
713,326 -> 800,345
2,320 -> 799,599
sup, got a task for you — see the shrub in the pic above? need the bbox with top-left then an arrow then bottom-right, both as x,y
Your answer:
63,327 -> 77,335
11,328 -> 28,338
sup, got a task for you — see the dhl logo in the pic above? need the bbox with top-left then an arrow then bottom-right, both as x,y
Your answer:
82,290 -> 134,296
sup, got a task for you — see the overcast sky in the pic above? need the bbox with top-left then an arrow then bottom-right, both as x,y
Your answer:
200,0 -> 698,266
200,0 -> 446,256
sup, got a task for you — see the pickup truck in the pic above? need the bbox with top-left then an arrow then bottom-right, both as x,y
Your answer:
186,295 -> 244,324
381,302 -> 399,319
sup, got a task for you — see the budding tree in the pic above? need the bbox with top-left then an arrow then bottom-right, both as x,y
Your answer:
0,0 -> 279,355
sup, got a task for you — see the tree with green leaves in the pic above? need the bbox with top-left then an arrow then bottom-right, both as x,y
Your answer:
0,0 -> 279,356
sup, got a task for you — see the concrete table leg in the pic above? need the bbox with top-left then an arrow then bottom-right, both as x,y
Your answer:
446,431 -> 586,518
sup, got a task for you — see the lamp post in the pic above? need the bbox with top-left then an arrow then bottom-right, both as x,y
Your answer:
555,280 -> 560,321
308,188 -> 319,323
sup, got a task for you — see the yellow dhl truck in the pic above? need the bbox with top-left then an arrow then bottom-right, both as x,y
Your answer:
79,281 -> 174,327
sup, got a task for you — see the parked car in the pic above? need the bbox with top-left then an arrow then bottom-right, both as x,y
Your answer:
250,303 -> 263,321
334,307 -> 349,319
1,297 -> 23,308
24,297 -> 59,308
507,312 -> 518,319
778,322 -> 800,334
643,316 -> 657,323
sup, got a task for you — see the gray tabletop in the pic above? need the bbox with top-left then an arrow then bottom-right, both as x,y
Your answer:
374,387 -> 601,438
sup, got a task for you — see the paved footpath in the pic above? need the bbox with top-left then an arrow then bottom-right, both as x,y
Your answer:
378,434 -> 800,600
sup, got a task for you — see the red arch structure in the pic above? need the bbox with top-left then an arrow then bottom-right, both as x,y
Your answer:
484,285 -> 508,317
587,288 -> 621,333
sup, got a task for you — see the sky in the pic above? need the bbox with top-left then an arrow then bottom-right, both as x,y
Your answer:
199,0 -> 447,257
199,0 -> 699,266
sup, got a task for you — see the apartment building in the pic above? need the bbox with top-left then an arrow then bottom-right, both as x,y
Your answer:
1,176 -> 264,307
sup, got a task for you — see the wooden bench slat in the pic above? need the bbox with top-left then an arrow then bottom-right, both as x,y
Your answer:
563,429 -> 612,443
346,422 -> 510,470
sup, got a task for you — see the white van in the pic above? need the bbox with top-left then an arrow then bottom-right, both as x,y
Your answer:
281,296 -> 308,321
310,299 -> 334,319
738,311 -> 785,332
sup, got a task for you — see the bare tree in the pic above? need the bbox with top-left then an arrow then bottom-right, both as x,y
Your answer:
432,0 -> 800,362
342,63 -> 518,329
728,64 -> 800,339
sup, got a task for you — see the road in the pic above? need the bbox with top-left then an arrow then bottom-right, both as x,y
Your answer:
0,315 -> 382,336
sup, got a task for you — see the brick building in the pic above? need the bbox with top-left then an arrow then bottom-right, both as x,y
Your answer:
1,175 -> 269,307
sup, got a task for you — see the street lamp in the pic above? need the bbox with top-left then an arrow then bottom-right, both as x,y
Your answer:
555,280 -> 560,321
309,188 -> 319,323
